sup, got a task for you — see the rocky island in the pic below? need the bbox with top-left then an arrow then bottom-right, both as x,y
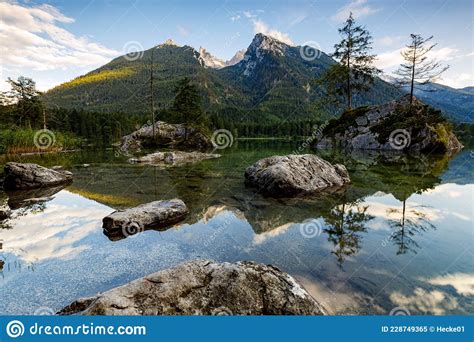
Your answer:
120,121 -> 213,153
315,96 -> 463,153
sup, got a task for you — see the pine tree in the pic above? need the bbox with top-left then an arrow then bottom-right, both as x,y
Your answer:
6,76 -> 43,127
321,12 -> 380,110
171,77 -> 208,138
394,34 -> 449,104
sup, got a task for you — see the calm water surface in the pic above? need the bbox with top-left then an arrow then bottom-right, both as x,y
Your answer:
0,141 -> 473,315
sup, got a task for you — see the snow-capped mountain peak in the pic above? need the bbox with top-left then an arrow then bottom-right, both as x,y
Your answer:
246,33 -> 289,59
226,49 -> 246,66
198,47 -> 226,69
240,33 -> 289,76
160,38 -> 179,47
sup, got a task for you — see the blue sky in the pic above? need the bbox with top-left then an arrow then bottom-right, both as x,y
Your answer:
1,0 -> 472,91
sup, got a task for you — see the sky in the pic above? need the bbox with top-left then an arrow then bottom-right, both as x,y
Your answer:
1,0 -> 473,91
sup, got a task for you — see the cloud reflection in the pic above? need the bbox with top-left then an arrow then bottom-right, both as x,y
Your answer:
0,191 -> 111,263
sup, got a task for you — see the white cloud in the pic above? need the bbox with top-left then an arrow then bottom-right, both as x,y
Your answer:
177,25 -> 189,37
332,0 -> 379,22
230,10 -> 293,45
251,19 -> 293,45
376,35 -> 403,47
0,1 -> 118,74
389,288 -> 458,315
375,47 -> 459,70
375,45 -> 474,88
423,273 -> 474,296
437,73 -> 473,89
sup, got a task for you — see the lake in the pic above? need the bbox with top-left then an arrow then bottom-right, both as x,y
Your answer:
0,141 -> 473,315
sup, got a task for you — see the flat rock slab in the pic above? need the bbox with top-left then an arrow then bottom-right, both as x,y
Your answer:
128,151 -> 220,165
58,260 -> 326,315
245,154 -> 350,197
3,162 -> 73,190
102,199 -> 188,237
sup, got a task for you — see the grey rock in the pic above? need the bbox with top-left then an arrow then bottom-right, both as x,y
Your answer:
129,151 -> 220,165
355,115 -> 368,126
102,199 -> 189,236
315,96 -> 463,153
3,163 -> 73,190
58,260 -> 327,315
245,154 -> 350,197
120,121 -> 212,153
351,132 -> 381,150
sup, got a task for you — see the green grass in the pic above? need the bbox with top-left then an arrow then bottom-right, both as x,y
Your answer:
0,127 -> 82,155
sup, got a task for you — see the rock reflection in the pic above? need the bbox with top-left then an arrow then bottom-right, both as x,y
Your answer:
5,183 -> 68,210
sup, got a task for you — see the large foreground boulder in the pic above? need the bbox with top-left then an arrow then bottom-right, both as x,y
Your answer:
102,199 -> 189,238
3,162 -> 73,190
59,260 -> 326,315
245,154 -> 350,197
128,151 -> 220,165
120,121 -> 212,153
316,96 -> 463,153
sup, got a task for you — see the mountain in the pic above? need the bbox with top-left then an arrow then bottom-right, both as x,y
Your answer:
198,48 -> 245,68
43,33 -> 401,124
380,75 -> 473,123
411,83 -> 474,123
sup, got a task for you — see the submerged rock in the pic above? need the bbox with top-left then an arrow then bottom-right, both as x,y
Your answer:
58,260 -> 326,315
3,162 -> 73,190
102,199 -> 188,237
120,121 -> 212,153
316,96 -> 463,153
128,151 -> 220,165
245,154 -> 350,197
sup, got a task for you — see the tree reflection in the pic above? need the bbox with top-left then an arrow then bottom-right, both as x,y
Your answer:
386,196 -> 436,255
323,200 -> 374,267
